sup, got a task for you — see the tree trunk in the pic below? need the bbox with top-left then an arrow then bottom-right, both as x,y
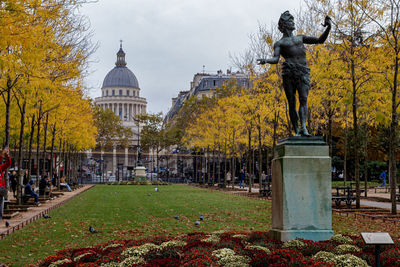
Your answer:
42,113 -> 49,177
4,79 -> 11,146
258,125 -> 262,185
224,139 -> 227,187
273,111 -> 278,155
351,59 -> 361,209
248,128 -> 252,193
364,127 -> 368,198
217,145 -> 221,185
212,148 -> 216,185
389,53 -> 399,215
16,101 -> 26,205
35,104 -> 42,187
344,116 -> 348,186
49,123 -> 56,182
27,114 -> 36,183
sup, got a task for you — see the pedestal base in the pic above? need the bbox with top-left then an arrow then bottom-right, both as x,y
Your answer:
269,229 -> 334,242
135,166 -> 146,181
271,136 -> 333,242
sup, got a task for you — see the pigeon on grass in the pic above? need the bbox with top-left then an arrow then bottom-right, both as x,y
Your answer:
89,226 -> 98,234
194,220 -> 200,227
43,214 -> 51,219
174,215 -> 179,220
199,215 -> 204,221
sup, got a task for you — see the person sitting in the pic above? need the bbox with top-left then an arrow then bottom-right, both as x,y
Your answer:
39,175 -> 53,197
24,180 -> 39,205
60,176 -> 72,192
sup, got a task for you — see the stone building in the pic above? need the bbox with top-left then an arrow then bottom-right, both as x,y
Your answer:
94,44 -> 147,178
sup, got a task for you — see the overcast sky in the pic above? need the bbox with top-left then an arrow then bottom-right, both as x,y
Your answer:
80,0 -> 303,114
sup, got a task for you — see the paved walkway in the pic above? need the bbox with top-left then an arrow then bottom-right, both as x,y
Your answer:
0,185 -> 94,239
231,185 -> 399,210
360,200 -> 400,210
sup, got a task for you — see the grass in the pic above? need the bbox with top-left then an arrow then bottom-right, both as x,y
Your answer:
0,184 -> 397,266
331,180 -> 381,188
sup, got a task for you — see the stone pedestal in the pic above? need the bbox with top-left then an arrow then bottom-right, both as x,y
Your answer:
135,166 -> 146,181
270,136 -> 333,242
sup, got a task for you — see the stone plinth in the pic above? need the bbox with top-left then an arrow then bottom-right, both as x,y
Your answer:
135,166 -> 146,181
270,136 -> 333,242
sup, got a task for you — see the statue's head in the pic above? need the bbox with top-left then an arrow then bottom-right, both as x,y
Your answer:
278,11 -> 295,33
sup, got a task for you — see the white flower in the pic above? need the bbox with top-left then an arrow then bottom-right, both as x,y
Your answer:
103,243 -> 123,251
282,239 -> 306,249
335,244 -> 361,254
160,240 -> 187,248
312,251 -> 337,263
331,234 -> 353,244
245,245 -> 271,254
49,258 -> 72,267
119,256 -> 145,266
73,252 -> 93,262
202,235 -> 220,243
121,243 -> 159,257
335,254 -> 369,267
212,248 -> 250,266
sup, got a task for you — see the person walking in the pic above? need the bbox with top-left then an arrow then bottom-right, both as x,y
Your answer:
0,147 -> 11,222
378,170 -> 387,187
226,171 -> 231,186
9,170 -> 17,198
239,169 -> 245,189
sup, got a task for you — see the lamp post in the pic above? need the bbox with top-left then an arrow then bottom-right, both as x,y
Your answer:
124,114 -> 141,168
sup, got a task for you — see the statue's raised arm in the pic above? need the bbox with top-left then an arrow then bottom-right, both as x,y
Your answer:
303,16 -> 332,44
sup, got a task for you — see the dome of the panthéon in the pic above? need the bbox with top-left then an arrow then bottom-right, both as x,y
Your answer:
102,45 -> 139,89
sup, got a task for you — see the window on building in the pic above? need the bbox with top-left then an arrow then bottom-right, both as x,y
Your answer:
213,80 -> 216,86
119,90 -> 122,96
127,90 -> 129,96
112,90 -> 115,96
119,108 -> 122,119
106,90 -> 109,96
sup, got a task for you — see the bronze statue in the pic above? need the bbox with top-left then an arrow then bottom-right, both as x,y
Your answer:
258,11 -> 331,136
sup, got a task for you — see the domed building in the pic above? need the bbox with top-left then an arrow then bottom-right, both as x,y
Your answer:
94,43 -> 147,179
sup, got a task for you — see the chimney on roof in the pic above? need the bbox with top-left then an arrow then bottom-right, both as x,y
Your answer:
172,97 -> 177,107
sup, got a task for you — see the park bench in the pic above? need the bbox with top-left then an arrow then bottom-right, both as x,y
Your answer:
2,210 -> 19,219
259,181 -> 271,198
332,186 -> 355,208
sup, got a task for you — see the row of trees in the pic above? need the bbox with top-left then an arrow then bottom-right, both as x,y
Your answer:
173,0 -> 400,214
0,0 -> 98,203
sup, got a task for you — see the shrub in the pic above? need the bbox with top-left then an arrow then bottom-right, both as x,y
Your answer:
312,251 -> 337,264
334,244 -> 361,254
335,254 -> 368,267
282,239 -> 306,249
331,234 -> 353,244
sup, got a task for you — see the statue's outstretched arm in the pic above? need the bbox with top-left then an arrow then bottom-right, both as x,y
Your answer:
257,43 -> 281,65
303,16 -> 331,44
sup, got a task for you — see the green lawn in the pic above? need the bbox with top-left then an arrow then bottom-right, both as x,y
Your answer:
0,184 -> 396,266
331,180 -> 381,188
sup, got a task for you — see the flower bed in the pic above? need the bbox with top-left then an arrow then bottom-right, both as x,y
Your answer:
39,232 -> 400,266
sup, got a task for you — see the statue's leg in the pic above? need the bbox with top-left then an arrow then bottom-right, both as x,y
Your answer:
298,74 -> 311,136
282,77 -> 299,135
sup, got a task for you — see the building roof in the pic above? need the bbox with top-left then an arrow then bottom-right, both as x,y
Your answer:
102,45 -> 140,89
